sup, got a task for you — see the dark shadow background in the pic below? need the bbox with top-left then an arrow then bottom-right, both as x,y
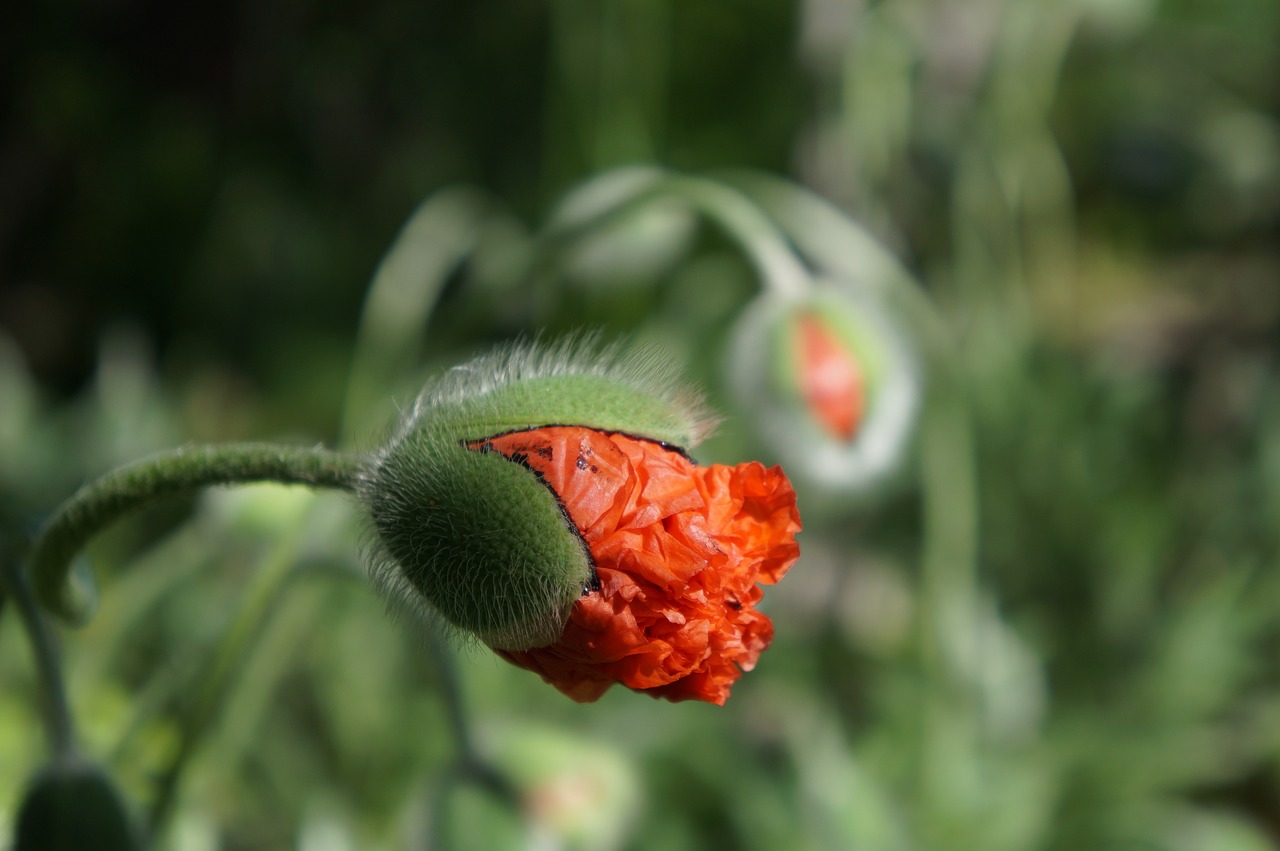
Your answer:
1,0 -> 806,401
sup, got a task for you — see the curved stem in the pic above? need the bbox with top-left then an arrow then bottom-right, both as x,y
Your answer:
29,443 -> 366,623
1,539 -> 77,760
540,169 -> 812,301
654,174 -> 812,299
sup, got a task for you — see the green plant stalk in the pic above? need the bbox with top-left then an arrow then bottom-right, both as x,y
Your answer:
28,443 -> 366,623
147,518 -> 308,837
655,174 -> 812,299
340,187 -> 489,445
727,174 -> 986,819
916,378 -> 982,824
541,170 -> 812,300
427,637 -> 514,794
1,541 -> 77,761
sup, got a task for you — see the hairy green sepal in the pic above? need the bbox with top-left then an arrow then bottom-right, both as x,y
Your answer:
451,374 -> 695,447
362,340 -> 713,650
367,424 -> 591,650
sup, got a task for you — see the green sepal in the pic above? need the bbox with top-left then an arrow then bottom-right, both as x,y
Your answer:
366,426 -> 591,650
444,373 -> 698,447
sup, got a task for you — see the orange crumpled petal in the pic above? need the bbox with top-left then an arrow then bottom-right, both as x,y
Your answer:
470,426 -> 801,705
797,312 -> 865,442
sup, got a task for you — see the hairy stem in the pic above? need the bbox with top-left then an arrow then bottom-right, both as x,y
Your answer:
28,443 -> 366,623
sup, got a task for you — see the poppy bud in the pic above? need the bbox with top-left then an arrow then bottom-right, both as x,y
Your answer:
728,286 -> 920,498
361,339 -> 801,703
14,758 -> 139,851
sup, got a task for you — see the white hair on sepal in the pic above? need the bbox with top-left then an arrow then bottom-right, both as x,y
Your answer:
395,332 -> 718,450
361,533 -> 506,654
359,498 -> 580,652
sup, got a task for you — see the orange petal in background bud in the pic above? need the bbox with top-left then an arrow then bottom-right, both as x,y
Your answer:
471,427 -> 801,705
796,312 -> 865,441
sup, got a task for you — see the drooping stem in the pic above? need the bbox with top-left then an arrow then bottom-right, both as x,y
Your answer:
540,169 -> 813,301
654,174 -> 812,299
915,373 -> 982,815
29,443 -> 366,623
1,540 -> 77,760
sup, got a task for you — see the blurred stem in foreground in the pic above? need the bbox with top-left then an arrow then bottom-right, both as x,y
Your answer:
916,370 -> 982,827
16,442 -> 368,839
147,517 -> 309,837
1,538 -> 76,761
340,187 -> 491,446
424,629 -> 524,851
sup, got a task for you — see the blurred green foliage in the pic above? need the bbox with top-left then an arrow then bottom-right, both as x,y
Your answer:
3,0 -> 1280,849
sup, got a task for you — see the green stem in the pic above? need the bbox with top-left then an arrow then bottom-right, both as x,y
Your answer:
655,174 -> 812,299
541,170 -> 812,300
339,187 -> 489,445
29,443 -> 366,623
148,519 -> 307,836
426,636 -> 491,777
915,374 -> 982,816
1,539 -> 77,760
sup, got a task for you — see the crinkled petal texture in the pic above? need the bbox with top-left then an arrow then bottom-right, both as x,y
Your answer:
470,426 -> 801,705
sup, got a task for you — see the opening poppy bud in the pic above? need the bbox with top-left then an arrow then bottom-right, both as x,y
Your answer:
361,339 -> 801,704
729,286 -> 920,498
795,310 -> 866,441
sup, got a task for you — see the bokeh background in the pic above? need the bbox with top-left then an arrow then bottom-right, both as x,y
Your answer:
3,0 -> 1280,849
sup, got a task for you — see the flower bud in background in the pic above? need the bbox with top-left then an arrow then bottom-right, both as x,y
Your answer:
728,285 -> 921,499
360,339 -> 801,704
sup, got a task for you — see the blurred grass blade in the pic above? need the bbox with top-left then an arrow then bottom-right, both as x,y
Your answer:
342,187 -> 491,443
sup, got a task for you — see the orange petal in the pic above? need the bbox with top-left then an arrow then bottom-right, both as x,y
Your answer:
472,427 -> 801,705
797,312 -> 865,441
